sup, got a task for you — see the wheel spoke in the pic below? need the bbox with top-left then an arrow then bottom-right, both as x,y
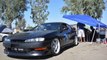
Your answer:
51,39 -> 60,54
74,36 -> 78,45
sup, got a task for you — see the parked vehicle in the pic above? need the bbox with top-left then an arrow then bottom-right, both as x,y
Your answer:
3,22 -> 79,57
0,33 -> 10,42
0,25 -> 12,42
99,29 -> 106,39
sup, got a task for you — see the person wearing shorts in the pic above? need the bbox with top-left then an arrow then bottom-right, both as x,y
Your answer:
77,28 -> 85,42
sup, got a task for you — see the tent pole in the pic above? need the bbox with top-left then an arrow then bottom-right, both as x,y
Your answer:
91,29 -> 96,43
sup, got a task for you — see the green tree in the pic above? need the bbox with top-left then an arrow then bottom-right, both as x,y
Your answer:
30,0 -> 49,25
15,16 -> 26,30
0,0 -> 28,28
0,0 -> 2,17
0,0 -> 6,24
61,0 -> 106,19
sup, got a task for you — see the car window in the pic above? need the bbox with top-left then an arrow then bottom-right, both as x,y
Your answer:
99,30 -> 105,35
33,23 -> 60,31
67,25 -> 72,31
61,24 -> 69,31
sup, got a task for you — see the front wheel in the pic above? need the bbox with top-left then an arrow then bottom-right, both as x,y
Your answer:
2,36 -> 7,42
51,38 -> 61,55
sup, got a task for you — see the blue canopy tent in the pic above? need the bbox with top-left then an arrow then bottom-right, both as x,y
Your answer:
63,14 -> 107,43
63,14 -> 107,28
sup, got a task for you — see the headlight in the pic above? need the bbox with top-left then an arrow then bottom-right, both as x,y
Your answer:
25,38 -> 45,42
4,38 -> 10,42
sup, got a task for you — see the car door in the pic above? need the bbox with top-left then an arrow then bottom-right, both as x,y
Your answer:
67,25 -> 76,43
60,23 -> 73,45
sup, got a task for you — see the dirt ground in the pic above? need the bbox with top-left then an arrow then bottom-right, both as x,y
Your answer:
0,42 -> 107,60
49,42 -> 107,60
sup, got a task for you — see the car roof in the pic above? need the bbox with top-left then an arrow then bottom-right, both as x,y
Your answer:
44,22 -> 68,25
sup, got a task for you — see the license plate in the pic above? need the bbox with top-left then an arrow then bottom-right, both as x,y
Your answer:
13,48 -> 24,51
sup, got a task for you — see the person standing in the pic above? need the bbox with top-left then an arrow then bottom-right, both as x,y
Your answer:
106,29 -> 107,39
77,23 -> 85,42
90,26 -> 98,42
104,29 -> 107,44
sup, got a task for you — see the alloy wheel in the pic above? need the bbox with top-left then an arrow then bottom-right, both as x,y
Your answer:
51,38 -> 60,55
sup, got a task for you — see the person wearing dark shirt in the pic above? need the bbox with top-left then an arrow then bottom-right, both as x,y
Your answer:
90,26 -> 98,42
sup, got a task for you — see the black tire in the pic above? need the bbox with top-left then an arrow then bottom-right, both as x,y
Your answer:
2,36 -> 7,42
51,38 -> 61,55
73,36 -> 79,46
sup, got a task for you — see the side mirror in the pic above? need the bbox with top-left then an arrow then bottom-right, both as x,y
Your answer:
63,27 -> 68,31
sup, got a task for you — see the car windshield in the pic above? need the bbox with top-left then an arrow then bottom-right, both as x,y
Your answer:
33,23 -> 60,31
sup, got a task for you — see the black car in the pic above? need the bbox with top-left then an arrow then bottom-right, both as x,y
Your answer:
3,22 -> 78,57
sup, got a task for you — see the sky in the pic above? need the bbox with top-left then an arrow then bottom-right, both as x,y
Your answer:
24,0 -> 107,27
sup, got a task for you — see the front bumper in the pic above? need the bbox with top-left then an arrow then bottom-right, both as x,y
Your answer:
3,41 -> 52,57
4,49 -> 49,57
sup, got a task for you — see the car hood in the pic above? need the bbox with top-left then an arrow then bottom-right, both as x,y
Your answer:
9,30 -> 58,40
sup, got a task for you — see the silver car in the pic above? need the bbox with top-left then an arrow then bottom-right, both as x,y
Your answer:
0,26 -> 12,41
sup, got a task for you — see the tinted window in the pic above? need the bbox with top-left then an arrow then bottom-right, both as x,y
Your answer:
61,23 -> 69,30
99,30 -> 105,35
33,23 -> 60,31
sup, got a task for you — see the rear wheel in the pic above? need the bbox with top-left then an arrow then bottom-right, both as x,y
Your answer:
74,36 -> 79,46
51,38 -> 61,55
